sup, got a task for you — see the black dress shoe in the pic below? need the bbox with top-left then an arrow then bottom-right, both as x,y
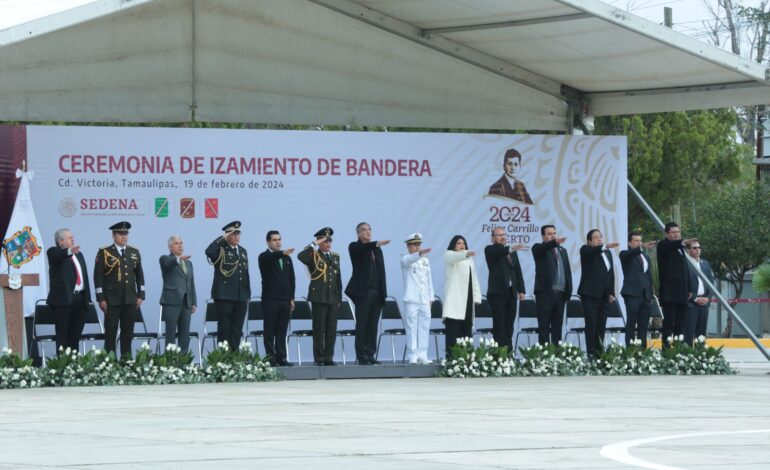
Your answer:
314,361 -> 325,366
324,360 -> 337,366
278,360 -> 293,367
369,359 -> 381,365
357,359 -> 372,365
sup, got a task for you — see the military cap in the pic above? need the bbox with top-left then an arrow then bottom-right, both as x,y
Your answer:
314,227 -> 334,241
405,233 -> 423,245
109,221 -> 131,233
222,221 -> 241,234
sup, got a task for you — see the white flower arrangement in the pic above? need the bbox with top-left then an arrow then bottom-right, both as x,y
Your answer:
0,340 -> 281,389
439,337 -> 736,378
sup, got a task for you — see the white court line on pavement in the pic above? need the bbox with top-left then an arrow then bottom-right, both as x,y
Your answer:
599,429 -> 770,470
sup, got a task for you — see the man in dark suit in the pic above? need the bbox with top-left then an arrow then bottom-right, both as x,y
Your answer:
487,148 -> 534,205
345,222 -> 389,365
484,227 -> 526,351
46,228 -> 91,354
684,241 -> 714,345
619,232 -> 655,348
577,229 -> 619,357
159,235 -> 197,354
93,221 -> 145,358
258,230 -> 296,366
532,225 -> 572,345
205,221 -> 251,351
657,222 -> 697,346
298,228 -> 342,366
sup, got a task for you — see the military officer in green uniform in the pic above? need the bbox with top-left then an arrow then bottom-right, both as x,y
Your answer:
93,221 -> 145,357
298,227 -> 342,366
206,221 -> 251,351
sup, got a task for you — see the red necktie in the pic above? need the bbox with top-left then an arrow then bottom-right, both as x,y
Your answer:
71,256 -> 82,287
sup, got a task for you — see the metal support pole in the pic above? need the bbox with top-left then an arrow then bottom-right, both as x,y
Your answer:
628,181 -> 770,361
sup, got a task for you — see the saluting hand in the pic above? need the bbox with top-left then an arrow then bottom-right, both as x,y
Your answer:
466,250 -> 477,257
179,255 -> 191,260
419,248 -> 432,256
556,237 -> 567,244
606,242 -> 620,249
511,244 -> 528,251
377,240 -> 391,247
314,236 -> 327,245
71,245 -> 80,254
643,241 -> 657,249
283,248 -> 296,256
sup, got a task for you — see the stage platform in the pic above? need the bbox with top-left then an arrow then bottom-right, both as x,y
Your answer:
276,362 -> 440,380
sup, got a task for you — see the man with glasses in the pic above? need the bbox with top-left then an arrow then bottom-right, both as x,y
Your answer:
684,241 -> 714,345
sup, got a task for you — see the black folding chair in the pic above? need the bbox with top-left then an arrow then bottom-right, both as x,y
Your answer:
336,298 -> 357,364
429,295 -> 445,360
563,296 -> 585,349
32,300 -> 57,365
287,298 -> 313,365
473,296 -> 493,340
201,299 -> 219,356
604,300 -> 627,344
79,303 -> 105,354
376,296 -> 406,363
245,297 -> 264,355
513,297 -> 538,351
125,307 -> 160,353
157,305 -> 202,365
647,295 -> 664,343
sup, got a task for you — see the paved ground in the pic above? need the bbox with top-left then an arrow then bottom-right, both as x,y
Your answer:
0,352 -> 768,469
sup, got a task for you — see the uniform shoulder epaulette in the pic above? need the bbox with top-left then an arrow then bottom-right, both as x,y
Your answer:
330,251 -> 340,257
126,244 -> 138,249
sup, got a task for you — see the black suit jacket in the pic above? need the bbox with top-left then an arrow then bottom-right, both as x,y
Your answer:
577,245 -> 615,300
532,239 -> 572,299
484,243 -> 525,296
46,247 -> 91,307
258,249 -> 296,301
686,258 -> 714,305
159,255 -> 197,308
619,247 -> 653,302
345,240 -> 387,302
657,238 -> 689,304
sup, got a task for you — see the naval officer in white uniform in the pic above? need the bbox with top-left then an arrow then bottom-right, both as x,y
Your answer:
400,233 -> 435,364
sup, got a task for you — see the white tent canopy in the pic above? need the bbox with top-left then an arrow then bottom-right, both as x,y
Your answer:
0,0 -> 768,132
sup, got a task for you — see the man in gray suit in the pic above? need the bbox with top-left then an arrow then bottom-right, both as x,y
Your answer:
160,235 -> 197,353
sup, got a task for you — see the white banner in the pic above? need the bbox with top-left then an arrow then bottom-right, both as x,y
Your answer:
24,125 -> 627,352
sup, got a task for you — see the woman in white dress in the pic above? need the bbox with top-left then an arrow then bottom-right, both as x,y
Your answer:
443,235 -> 481,357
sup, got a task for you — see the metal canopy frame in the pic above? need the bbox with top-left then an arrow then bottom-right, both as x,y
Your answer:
0,0 -> 768,129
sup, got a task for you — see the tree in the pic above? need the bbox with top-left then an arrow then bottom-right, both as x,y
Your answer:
594,110 -> 752,233
689,182 -> 770,336
703,0 -> 770,146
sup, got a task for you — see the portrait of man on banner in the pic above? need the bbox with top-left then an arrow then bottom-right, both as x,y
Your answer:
487,148 -> 534,205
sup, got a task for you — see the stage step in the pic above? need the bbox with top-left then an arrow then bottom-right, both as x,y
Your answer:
275,362 -> 440,380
